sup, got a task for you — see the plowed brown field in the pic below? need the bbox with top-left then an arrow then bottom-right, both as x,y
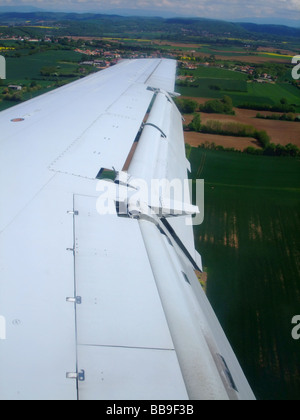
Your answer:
183,103 -> 300,148
185,132 -> 260,151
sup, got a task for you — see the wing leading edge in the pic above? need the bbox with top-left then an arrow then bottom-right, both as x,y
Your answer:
0,59 -> 255,400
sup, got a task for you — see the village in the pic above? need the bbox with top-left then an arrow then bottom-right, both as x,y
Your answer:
0,31 -> 287,84
179,60 -> 278,83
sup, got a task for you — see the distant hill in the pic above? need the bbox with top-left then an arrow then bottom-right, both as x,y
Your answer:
239,22 -> 300,38
164,17 -> 300,39
0,11 -> 299,41
232,17 -> 300,28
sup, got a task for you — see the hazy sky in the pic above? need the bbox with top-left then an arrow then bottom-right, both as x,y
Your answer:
0,0 -> 300,22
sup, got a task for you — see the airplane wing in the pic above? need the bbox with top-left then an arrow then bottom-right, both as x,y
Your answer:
0,58 -> 255,400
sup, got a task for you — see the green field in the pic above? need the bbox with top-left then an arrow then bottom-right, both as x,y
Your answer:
233,82 -> 300,107
186,67 -> 248,80
177,67 -> 300,111
190,149 -> 300,400
5,49 -> 81,82
0,49 -> 85,111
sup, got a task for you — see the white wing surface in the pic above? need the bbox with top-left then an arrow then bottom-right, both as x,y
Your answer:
0,59 -> 255,400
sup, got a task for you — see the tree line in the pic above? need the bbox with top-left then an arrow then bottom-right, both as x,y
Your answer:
186,113 -> 300,158
175,96 -> 235,115
256,112 -> 300,122
175,97 -> 300,157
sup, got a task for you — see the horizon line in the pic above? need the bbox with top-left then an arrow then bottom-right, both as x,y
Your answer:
0,5 -> 299,28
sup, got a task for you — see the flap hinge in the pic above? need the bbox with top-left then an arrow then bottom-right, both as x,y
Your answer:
66,296 -> 82,304
66,248 -> 75,253
66,369 -> 85,381
67,210 -> 79,216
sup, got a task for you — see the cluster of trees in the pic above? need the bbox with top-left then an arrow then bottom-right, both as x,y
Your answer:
1,91 -> 23,102
249,63 -> 288,81
199,96 -> 235,115
245,143 -> 300,157
198,141 -> 300,158
187,113 -> 300,157
188,115 -> 271,149
40,64 -> 95,79
175,96 -> 235,115
177,99 -> 299,157
175,98 -> 198,114
256,112 -> 300,122
176,96 -> 297,119
40,66 -> 59,77
0,81 -> 44,103
239,101 -> 296,113
2,38 -> 78,59
188,113 -> 202,132
176,79 -> 200,88
200,120 -> 255,137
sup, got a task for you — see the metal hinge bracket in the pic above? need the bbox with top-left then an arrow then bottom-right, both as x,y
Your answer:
66,296 -> 82,304
66,369 -> 85,381
66,247 -> 75,253
67,210 -> 79,216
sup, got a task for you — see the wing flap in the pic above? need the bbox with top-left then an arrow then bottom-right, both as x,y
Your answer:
78,346 -> 188,400
127,90 -> 198,261
73,194 -> 188,400
74,194 -> 174,350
